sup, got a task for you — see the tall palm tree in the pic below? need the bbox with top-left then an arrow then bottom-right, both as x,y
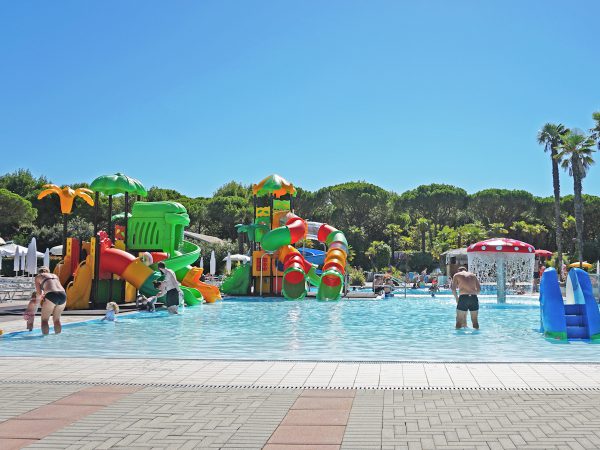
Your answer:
591,112 -> 600,149
384,224 -> 403,262
556,131 -> 596,265
415,218 -> 429,253
537,123 -> 566,274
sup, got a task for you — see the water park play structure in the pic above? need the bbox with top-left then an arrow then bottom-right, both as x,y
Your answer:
39,174 -> 221,309
467,238 -> 535,303
222,174 -> 348,301
539,268 -> 600,341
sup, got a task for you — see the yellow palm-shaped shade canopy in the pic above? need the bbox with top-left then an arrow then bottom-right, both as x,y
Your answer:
37,184 -> 95,214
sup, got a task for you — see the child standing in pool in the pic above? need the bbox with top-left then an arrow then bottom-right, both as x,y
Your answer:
429,278 -> 439,297
102,302 -> 119,322
23,292 -> 39,331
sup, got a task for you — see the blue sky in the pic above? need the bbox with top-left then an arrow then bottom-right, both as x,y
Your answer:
1,1 -> 598,197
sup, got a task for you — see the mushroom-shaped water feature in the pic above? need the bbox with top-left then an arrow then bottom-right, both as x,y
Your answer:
467,238 -> 536,303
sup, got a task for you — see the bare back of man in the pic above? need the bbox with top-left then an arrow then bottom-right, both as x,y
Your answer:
451,267 -> 481,329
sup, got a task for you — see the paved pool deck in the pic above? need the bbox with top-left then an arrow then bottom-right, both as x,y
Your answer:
2,316 -> 600,448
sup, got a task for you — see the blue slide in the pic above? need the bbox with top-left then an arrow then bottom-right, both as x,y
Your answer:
539,268 -> 600,341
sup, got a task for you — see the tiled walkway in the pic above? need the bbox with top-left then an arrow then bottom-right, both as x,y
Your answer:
2,357 -> 600,389
0,382 -> 600,449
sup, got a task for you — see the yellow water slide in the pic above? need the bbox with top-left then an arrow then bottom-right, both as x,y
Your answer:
65,256 -> 93,309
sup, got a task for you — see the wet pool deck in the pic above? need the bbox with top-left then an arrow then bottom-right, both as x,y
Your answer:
2,315 -> 600,448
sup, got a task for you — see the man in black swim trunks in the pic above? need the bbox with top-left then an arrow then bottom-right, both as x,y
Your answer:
451,266 -> 481,329
35,266 -> 67,334
158,261 -> 182,314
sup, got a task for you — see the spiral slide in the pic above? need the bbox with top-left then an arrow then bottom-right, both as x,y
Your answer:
261,213 -> 348,301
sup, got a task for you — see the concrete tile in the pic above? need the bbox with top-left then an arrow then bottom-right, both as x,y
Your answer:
54,391 -> 127,406
300,390 -> 356,398
264,445 -> 340,450
292,398 -> 353,410
82,385 -> 141,394
0,438 -> 38,450
281,409 -> 350,426
268,425 -> 345,445
18,404 -> 102,420
0,419 -> 72,439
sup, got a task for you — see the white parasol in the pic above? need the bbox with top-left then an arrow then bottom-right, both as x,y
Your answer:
13,247 -> 20,273
26,238 -> 38,275
225,252 -> 231,274
224,254 -> 251,263
209,250 -> 216,275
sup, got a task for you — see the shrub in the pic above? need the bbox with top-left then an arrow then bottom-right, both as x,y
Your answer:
348,266 -> 366,286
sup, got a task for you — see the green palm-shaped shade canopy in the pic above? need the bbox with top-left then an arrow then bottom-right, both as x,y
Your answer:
90,173 -> 147,196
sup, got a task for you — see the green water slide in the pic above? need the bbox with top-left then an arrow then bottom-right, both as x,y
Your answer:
127,201 -> 221,305
162,241 -> 204,306
161,240 -> 200,272
221,264 -> 251,295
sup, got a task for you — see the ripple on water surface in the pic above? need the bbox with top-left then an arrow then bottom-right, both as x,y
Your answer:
3,296 -> 599,362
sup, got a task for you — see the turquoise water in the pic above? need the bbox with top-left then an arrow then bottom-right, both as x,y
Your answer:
3,295 -> 599,362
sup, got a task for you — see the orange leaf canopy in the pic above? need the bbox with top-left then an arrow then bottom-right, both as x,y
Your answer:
252,174 -> 296,198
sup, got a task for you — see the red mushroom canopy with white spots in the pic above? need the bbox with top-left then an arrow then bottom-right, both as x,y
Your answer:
467,238 -> 535,254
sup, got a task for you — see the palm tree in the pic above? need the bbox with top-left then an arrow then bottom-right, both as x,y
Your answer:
591,112 -> 600,149
537,123 -> 567,274
37,184 -> 95,253
415,218 -> 429,253
487,222 -> 508,238
384,224 -> 403,262
556,130 -> 596,265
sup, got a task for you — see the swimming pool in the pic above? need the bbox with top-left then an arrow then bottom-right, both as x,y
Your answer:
3,296 -> 599,362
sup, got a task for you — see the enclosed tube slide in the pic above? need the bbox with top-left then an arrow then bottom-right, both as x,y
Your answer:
100,247 -> 161,296
261,213 -> 347,301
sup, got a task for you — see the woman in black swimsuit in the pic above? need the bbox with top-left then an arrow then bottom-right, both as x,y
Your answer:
35,266 -> 67,334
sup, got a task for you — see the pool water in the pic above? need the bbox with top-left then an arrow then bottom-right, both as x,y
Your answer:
3,296 -> 599,362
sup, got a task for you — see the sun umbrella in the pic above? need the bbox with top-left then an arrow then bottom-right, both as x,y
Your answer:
25,238 -> 38,275
44,248 -> 50,269
13,247 -> 20,273
20,252 -> 26,275
568,261 -> 593,269
225,252 -> 232,275
535,249 -> 553,259
0,255 -> 2,271
199,256 -> 204,271
209,250 -> 216,275
50,245 -> 63,256
224,254 -> 251,263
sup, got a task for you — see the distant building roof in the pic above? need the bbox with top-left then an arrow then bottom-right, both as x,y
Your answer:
441,247 -> 469,264
441,248 -> 468,257
184,231 -> 226,245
